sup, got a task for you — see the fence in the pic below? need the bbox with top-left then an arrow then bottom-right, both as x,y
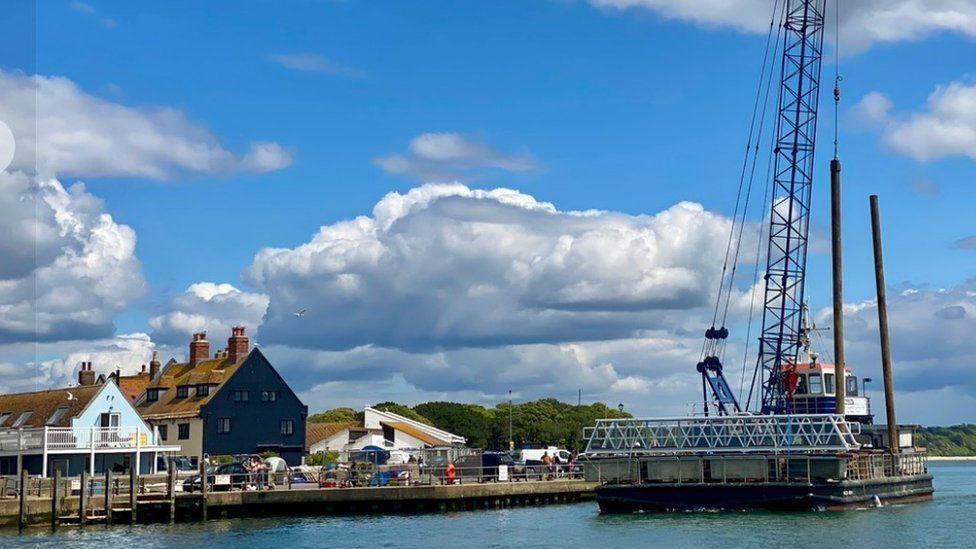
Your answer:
583,414 -> 860,457
0,427 -> 152,452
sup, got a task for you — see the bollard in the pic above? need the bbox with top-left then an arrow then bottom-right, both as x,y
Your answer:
51,469 -> 61,529
129,470 -> 138,524
18,469 -> 28,531
79,470 -> 88,527
105,469 -> 113,525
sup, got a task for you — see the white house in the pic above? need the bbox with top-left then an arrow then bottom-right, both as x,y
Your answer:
0,362 -> 180,477
306,407 -> 466,455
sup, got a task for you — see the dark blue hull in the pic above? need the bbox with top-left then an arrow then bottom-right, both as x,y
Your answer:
596,474 -> 934,512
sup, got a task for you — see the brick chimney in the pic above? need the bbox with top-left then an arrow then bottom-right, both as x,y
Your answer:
227,326 -> 249,363
189,332 -> 209,366
78,361 -> 96,386
149,350 -> 161,379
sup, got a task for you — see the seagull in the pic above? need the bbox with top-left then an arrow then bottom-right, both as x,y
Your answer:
293,308 -> 307,318
65,391 -> 75,401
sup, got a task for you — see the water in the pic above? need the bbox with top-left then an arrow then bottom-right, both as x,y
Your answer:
4,461 -> 973,548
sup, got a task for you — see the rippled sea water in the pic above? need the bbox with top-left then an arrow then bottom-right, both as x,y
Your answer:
3,461 -> 972,548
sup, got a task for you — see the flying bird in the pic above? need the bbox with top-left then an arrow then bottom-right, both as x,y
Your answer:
293,308 -> 307,318
65,391 -> 75,401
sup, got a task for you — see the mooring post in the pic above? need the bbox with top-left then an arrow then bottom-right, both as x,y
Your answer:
105,469 -> 113,525
870,195 -> 899,454
79,469 -> 88,526
51,469 -> 61,529
18,468 -> 28,531
129,469 -> 138,524
167,458 -> 176,523
199,459 -> 208,521
830,158 -> 846,415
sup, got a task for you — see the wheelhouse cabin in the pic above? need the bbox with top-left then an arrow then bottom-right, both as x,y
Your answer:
784,361 -> 872,422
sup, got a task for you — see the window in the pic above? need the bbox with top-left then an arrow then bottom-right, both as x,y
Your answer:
158,424 -> 168,441
808,374 -> 823,395
46,406 -> 69,426
100,412 -> 120,427
217,417 -> 231,434
847,376 -> 859,396
262,390 -> 279,402
178,423 -> 190,440
0,412 -> 12,427
824,373 -> 835,395
146,388 -> 161,402
177,386 -> 190,398
12,411 -> 33,427
280,419 -> 294,435
233,390 -> 249,402
795,374 -> 808,395
197,384 -> 211,397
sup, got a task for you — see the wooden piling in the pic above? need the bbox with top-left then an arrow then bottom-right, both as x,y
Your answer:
830,158 -> 846,414
79,469 -> 88,527
129,470 -> 138,524
199,459 -> 208,521
18,469 -> 28,531
167,459 -> 176,523
51,469 -> 61,529
105,469 -> 113,525
870,195 -> 899,453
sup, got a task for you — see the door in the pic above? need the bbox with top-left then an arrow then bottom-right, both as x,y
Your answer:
99,413 -> 121,445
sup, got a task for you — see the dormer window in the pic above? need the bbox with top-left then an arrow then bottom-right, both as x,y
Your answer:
197,384 -> 211,397
146,388 -> 162,402
177,385 -> 190,398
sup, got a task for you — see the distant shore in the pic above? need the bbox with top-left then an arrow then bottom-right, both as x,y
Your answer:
928,456 -> 976,461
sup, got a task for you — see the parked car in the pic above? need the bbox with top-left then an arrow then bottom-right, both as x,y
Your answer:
182,462 -> 251,492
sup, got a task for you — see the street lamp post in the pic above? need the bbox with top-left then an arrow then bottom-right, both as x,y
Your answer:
508,390 -> 513,453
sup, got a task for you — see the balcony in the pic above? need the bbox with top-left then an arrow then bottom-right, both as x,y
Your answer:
0,426 -> 158,454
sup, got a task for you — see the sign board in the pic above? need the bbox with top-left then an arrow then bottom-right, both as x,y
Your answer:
497,465 -> 509,482
70,479 -> 80,491
215,474 -> 231,486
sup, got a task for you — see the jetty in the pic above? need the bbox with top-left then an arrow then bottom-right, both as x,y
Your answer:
0,471 -> 596,529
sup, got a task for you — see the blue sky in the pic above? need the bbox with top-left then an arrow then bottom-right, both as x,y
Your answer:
2,0 -> 975,424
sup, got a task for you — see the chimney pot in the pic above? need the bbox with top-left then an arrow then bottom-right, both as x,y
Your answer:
78,361 -> 96,386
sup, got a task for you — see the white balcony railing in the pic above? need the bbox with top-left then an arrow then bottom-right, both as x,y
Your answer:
0,426 -> 154,453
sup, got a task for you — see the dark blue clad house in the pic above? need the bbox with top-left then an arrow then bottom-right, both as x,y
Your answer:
136,327 -> 308,465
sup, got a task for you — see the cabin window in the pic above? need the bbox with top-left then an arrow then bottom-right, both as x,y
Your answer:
233,390 -> 249,402
808,374 -> 823,395
197,384 -> 211,397
262,390 -> 279,402
824,373 -> 835,395
847,376 -> 858,396
0,412 -> 12,427
158,424 -> 168,440
177,386 -> 190,398
217,417 -> 231,434
178,423 -> 190,440
12,411 -> 33,427
795,374 -> 808,395
46,406 -> 69,426
280,419 -> 294,435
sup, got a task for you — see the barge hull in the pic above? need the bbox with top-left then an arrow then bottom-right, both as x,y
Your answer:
596,474 -> 933,512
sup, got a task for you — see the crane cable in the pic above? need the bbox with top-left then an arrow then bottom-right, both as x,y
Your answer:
699,0 -> 783,364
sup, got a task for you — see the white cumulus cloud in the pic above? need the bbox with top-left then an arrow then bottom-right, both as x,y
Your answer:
374,133 -> 536,180
0,70 -> 293,179
149,282 -> 269,346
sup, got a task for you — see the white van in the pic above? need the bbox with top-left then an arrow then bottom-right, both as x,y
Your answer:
519,446 -> 571,465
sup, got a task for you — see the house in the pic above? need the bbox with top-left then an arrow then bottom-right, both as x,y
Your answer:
135,327 -> 308,465
0,362 -> 179,477
306,407 -> 466,455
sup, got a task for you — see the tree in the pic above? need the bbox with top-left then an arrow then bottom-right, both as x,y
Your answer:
307,407 -> 361,424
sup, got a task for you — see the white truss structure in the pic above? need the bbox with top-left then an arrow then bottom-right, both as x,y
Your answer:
582,414 -> 860,457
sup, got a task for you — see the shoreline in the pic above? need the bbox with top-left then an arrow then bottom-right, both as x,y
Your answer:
928,456 -> 976,461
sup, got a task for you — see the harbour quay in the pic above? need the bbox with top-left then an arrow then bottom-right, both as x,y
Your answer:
0,475 -> 597,528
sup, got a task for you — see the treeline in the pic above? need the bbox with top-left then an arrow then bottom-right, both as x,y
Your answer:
915,425 -> 976,456
308,398 -> 632,452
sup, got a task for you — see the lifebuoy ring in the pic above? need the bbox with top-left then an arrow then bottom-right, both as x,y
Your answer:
445,463 -> 456,484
